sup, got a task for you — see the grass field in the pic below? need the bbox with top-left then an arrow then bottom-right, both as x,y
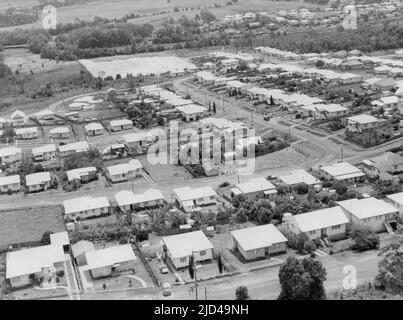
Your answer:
0,204 -> 65,250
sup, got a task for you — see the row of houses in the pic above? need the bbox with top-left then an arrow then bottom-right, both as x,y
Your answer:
0,172 -> 52,194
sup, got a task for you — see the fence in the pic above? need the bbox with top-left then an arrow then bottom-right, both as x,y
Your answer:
132,241 -> 161,287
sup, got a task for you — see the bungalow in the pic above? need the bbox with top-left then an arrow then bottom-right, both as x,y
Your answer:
319,161 -> 365,183
84,123 -> 104,136
49,127 -> 70,139
84,244 -> 136,279
339,73 -> 363,84
114,188 -> 166,212
371,96 -> 400,110
66,167 -> 97,183
386,192 -> 403,217
15,127 -> 39,140
195,71 -> 216,85
162,231 -> 213,269
338,197 -> 398,232
32,144 -> 57,162
231,224 -> 287,261
58,141 -> 89,156
278,169 -> 322,190
0,175 -> 21,193
373,78 -> 396,92
68,102 -> 88,111
282,207 -> 349,241
314,104 -> 349,119
71,240 -> 95,266
34,109 -> 54,122
0,146 -> 22,164
359,152 -> 403,180
63,196 -> 110,220
106,159 -> 143,183
25,172 -> 51,193
231,177 -> 277,200
10,110 -> 28,126
173,186 -> 218,213
110,119 -> 133,132
176,104 -> 207,122
6,244 -> 65,288
122,132 -> 153,152
374,65 -> 394,75
347,114 -> 380,133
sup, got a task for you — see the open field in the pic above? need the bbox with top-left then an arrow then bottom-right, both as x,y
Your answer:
0,0 -> 319,31
0,204 -> 65,250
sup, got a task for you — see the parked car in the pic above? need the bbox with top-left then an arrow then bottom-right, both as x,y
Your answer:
162,283 -> 172,296
160,264 -> 169,274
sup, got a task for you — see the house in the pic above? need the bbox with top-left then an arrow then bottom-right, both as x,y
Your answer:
359,152 -> 403,180
231,177 -> 277,200
173,186 -> 218,213
15,127 -> 39,140
278,169 -> 322,190
386,192 -> 403,217
176,104 -> 207,122
49,127 -> 70,139
84,123 -> 104,136
373,78 -> 396,92
122,132 -> 153,152
110,119 -> 133,132
68,102 -> 88,111
231,224 -> 287,261
162,231 -> 213,269
10,110 -> 27,126
50,231 -> 70,253
371,96 -> 400,110
58,141 -> 89,156
66,167 -> 97,183
63,196 -> 110,220
72,240 -> 95,266
6,244 -> 65,288
282,207 -> 349,241
25,172 -> 51,193
114,188 -> 166,212
32,144 -> 57,162
0,175 -> 21,193
107,159 -> 143,183
319,161 -> 365,183
84,244 -> 136,279
347,114 -> 380,132
34,109 -> 54,122
314,104 -> 349,119
337,197 -> 398,232
0,146 -> 22,164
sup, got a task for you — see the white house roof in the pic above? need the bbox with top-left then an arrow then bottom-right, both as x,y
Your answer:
162,231 -> 213,259
15,127 -> 38,135
84,123 -> 103,132
6,244 -> 65,279
165,98 -> 193,107
174,186 -> 217,202
348,114 -> 379,124
32,144 -> 56,155
66,167 -> 97,181
234,177 -> 277,194
25,172 -> 51,186
115,188 -> 165,207
386,192 -> 403,206
0,146 -> 21,158
380,96 -> 399,104
85,244 -> 136,270
10,110 -> 26,119
71,240 -> 95,258
337,197 -> 398,219
49,127 -> 70,134
316,104 -> 348,113
110,119 -> 133,127
320,162 -> 365,180
231,224 -> 287,251
50,231 -> 69,247
279,169 -> 321,186
175,104 -> 207,115
58,141 -> 89,153
292,206 -> 349,232
0,175 -> 20,186
122,132 -> 152,143
63,196 -> 110,214
107,159 -> 143,176
34,109 -> 54,118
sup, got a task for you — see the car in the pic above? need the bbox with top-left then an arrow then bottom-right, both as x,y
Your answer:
160,264 -> 169,274
264,114 -> 272,121
162,283 -> 172,296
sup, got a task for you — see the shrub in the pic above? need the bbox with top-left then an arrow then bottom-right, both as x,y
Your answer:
351,225 -> 379,251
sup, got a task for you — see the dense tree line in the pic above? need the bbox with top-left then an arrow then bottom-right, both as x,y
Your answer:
0,8 -> 38,28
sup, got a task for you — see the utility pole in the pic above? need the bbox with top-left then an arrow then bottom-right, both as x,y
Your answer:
288,124 -> 291,141
341,147 -> 344,162
192,251 -> 198,300
204,287 -> 207,300
251,111 -> 254,125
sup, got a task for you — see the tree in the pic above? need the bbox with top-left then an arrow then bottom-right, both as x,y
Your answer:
212,101 -> 216,114
296,232 -> 314,254
333,180 -> 348,196
375,240 -> 403,293
270,95 -> 274,106
278,257 -> 327,300
188,254 -> 195,279
217,254 -> 223,274
40,231 -> 54,245
200,8 -> 216,24
235,286 -> 249,300
351,225 -> 379,252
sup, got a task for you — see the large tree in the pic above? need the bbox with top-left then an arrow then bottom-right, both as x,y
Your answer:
235,286 -> 249,300
278,257 -> 327,300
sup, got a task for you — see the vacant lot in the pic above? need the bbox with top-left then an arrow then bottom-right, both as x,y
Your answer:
0,204 -> 65,250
